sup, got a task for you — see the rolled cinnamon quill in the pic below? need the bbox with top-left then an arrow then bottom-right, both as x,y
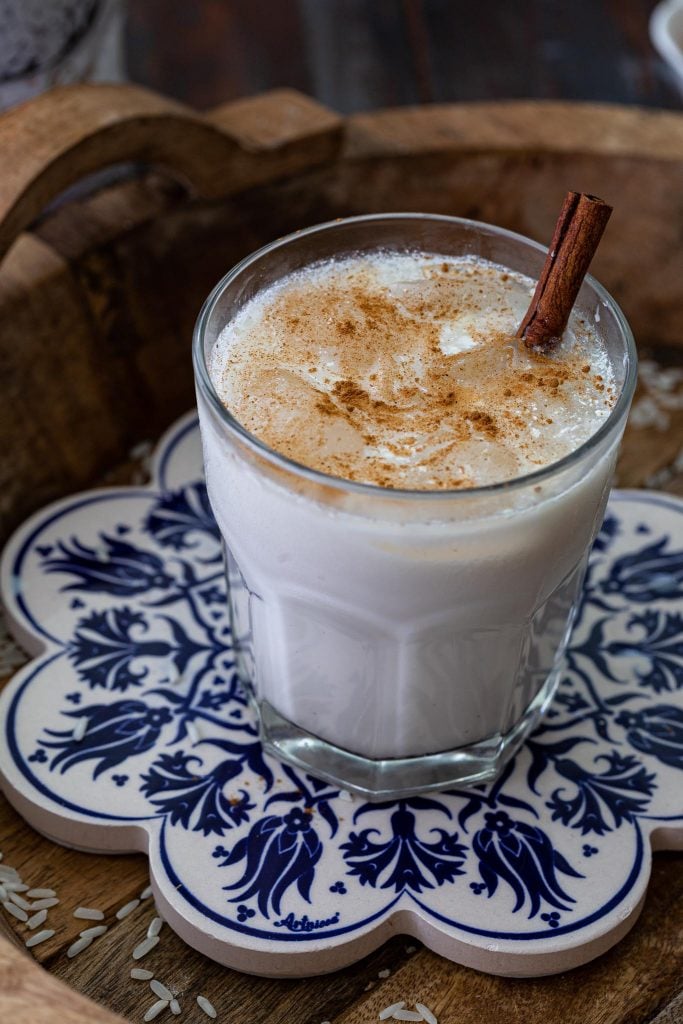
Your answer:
517,191 -> 612,351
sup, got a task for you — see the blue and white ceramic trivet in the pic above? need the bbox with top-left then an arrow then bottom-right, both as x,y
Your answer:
1,413 -> 682,978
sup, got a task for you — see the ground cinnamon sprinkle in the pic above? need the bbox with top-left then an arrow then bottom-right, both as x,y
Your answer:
212,253 -> 617,490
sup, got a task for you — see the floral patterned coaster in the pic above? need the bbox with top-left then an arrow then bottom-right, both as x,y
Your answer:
1,412 -> 681,977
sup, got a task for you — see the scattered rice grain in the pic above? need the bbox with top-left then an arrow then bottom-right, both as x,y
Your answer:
144,999 -> 169,1021
338,789 -> 353,801
116,898 -> 140,919
415,1003 -> 437,1024
140,884 -> 153,900
67,936 -> 93,958
148,917 -> 163,938
3,900 -> 28,922
379,1002 -> 406,1020
27,909 -> 48,930
9,892 -> 31,910
0,884 -> 6,901
25,929 -> 55,948
80,925 -> 107,939
131,968 -> 155,980
393,1012 -> 423,1022
133,935 -> 160,960
186,721 -> 200,744
27,888 -> 56,899
405,945 -> 417,954
197,995 -> 217,1018
170,1000 -> 181,1015
378,968 -> 390,979
74,906 -> 104,920
151,980 -> 173,1001
4,881 -> 28,892
30,897 -> 59,910
72,717 -> 88,742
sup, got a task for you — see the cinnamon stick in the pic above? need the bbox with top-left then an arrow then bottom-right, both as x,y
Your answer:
516,191 -> 612,351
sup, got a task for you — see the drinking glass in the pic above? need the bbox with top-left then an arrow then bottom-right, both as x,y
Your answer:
193,214 -> 636,799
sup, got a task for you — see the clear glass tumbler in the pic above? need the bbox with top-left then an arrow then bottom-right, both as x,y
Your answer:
193,214 -> 636,799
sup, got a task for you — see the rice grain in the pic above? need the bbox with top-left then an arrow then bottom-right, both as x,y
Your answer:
151,980 -> 173,1001
379,1002 -> 406,1020
27,909 -> 48,930
67,936 -> 93,958
74,907 -> 104,920
25,929 -> 55,948
415,1003 -> 437,1024
4,881 -> 29,892
79,925 -> 108,939
148,917 -> 163,938
3,900 -> 28,922
187,722 -> 200,744
144,999 -> 169,1021
116,898 -> 140,919
30,897 -> 59,910
133,935 -> 160,960
393,1012 -> 423,1022
27,888 -> 56,899
140,884 -> 153,900
197,995 -> 217,1018
131,968 -> 155,980
72,718 -> 88,742
9,892 -> 31,910
170,999 -> 181,1015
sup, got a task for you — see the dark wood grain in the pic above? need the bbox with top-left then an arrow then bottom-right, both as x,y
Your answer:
125,0 -> 683,113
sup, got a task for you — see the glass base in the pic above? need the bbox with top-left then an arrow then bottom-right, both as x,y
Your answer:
251,667 -> 561,801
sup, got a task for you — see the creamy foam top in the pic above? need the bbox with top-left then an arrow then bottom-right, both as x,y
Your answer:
210,253 -> 616,489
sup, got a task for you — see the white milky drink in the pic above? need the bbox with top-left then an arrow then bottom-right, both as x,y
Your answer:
193,215 -> 636,796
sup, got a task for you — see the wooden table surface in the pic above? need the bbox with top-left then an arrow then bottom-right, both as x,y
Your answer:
125,0 -> 682,113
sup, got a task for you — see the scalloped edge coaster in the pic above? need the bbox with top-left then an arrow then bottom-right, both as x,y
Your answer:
1,412 -> 682,978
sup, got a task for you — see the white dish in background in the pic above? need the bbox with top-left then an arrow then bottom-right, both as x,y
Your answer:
650,0 -> 683,96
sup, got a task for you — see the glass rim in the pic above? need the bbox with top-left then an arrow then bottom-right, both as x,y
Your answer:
192,212 -> 637,502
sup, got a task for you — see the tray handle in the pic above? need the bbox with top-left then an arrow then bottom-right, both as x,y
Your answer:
0,83 -> 340,266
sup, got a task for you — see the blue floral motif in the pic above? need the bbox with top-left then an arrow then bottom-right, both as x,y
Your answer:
218,807 -> 323,918
614,705 -> 683,770
471,810 -> 581,917
67,607 -> 203,692
341,800 -> 466,894
211,768 -> 340,918
583,845 -> 598,857
41,536 -> 175,596
144,484 -> 220,554
39,702 -> 173,778
600,538 -> 683,602
329,881 -> 347,894
544,751 -> 656,835
606,611 -> 683,694
112,774 -> 128,787
236,904 -> 255,922
140,749 -> 257,835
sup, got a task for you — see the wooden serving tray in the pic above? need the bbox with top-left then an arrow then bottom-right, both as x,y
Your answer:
0,85 -> 682,1023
